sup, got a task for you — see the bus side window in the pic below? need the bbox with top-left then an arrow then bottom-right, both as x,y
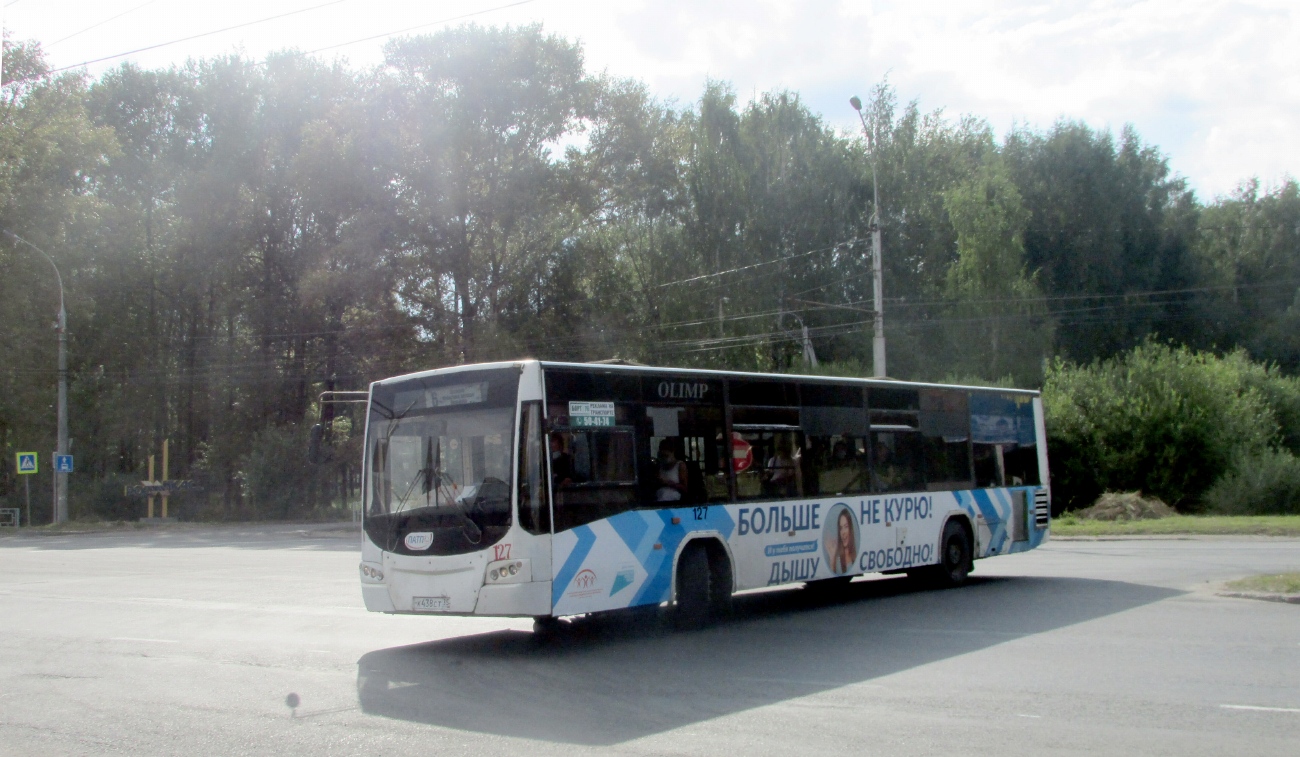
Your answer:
803,434 -> 869,496
869,430 -> 924,493
1003,445 -> 1041,486
645,404 -> 726,506
970,392 -> 1039,488
973,443 -> 1003,488
920,389 -> 972,491
733,429 -> 804,501
551,427 -> 638,530
801,384 -> 869,497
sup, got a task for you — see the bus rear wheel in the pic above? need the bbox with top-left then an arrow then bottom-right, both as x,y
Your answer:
806,575 -> 854,596
910,520 -> 971,589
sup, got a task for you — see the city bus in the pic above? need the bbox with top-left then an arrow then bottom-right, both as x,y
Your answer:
358,360 -> 1050,629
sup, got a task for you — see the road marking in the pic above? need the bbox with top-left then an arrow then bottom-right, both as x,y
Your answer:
1221,704 -> 1300,713
109,637 -> 179,644
1014,713 -> 1042,718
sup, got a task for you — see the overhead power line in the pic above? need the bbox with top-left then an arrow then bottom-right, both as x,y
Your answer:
306,0 -> 539,55
21,0 -> 540,85
652,240 -> 857,289
47,1 -> 158,48
39,1 -> 351,76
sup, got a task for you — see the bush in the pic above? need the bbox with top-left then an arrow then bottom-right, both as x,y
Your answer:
85,473 -> 143,521
1204,451 -> 1300,515
238,424 -> 317,519
1241,368 -> 1300,456
1043,342 -> 1278,511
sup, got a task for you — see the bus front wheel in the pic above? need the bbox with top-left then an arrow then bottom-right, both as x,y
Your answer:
532,615 -> 563,637
675,543 -> 712,629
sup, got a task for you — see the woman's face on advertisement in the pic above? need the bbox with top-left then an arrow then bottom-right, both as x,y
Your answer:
838,511 -> 853,546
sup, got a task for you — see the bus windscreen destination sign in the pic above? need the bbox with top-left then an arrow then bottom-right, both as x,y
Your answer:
569,401 -> 615,427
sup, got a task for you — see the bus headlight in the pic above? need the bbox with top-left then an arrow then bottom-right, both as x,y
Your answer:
359,562 -> 385,582
485,558 -> 530,584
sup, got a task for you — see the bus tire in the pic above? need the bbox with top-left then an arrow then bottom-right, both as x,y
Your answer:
675,542 -> 711,629
532,615 -> 562,638
920,519 -> 972,588
705,541 -> 734,619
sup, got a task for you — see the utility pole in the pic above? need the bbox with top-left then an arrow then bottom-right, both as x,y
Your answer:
850,95 -> 887,378
56,286 -> 68,523
4,230 -> 69,523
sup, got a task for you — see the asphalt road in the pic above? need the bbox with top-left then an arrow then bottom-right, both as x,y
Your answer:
0,525 -> 1297,756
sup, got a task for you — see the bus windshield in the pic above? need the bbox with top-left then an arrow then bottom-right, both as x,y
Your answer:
370,408 -> 514,515
364,368 -> 518,556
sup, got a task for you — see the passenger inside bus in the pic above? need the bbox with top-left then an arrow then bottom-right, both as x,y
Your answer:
763,441 -> 798,498
816,438 -> 868,494
655,438 -> 689,502
550,432 -> 576,487
871,441 -> 903,491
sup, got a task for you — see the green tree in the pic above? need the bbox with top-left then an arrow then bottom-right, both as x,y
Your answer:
942,154 -> 1051,383
1003,122 -> 1198,363
1193,179 -> 1300,371
0,39 -> 115,517
383,24 -> 592,364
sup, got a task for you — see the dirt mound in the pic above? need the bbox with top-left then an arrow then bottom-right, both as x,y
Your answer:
1076,491 -> 1175,521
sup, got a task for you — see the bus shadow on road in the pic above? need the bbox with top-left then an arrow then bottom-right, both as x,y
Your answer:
356,574 -> 1180,745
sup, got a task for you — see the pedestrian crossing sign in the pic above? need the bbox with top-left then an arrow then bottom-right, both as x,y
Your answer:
16,453 -> 38,475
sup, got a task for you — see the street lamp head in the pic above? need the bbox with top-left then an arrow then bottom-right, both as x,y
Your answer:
849,96 -> 862,111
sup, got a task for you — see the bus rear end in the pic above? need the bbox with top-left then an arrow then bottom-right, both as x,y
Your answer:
358,362 -> 553,618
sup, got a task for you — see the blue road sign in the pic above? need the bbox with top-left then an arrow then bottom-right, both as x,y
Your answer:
55,454 -> 74,473
16,453 -> 38,475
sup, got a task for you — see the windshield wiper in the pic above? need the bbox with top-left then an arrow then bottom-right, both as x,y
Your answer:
434,438 -> 483,543
388,436 -> 481,542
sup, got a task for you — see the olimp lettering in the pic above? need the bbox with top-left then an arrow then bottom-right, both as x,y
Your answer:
658,381 -> 710,400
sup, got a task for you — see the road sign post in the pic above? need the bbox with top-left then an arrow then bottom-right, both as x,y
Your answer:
15,453 -> 37,527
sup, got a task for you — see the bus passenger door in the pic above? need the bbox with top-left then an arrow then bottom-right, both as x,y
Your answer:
516,401 -> 552,578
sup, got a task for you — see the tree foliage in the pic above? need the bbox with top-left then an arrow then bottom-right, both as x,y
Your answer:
2,27 -> 1299,519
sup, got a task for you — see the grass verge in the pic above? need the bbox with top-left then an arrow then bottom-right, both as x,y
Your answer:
1223,573 -> 1300,594
1051,513 -> 1300,537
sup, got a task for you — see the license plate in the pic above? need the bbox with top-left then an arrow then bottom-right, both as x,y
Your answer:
412,596 -> 450,612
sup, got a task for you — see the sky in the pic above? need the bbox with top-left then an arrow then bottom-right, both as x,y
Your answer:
4,0 -> 1298,200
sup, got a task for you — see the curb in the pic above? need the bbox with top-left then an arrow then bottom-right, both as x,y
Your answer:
1217,591 -> 1300,605
1051,534 -> 1300,541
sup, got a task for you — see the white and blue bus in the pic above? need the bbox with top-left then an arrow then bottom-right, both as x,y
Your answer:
358,360 -> 1050,628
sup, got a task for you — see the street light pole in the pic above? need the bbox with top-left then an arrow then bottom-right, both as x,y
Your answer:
4,229 -> 69,523
849,95 -> 887,378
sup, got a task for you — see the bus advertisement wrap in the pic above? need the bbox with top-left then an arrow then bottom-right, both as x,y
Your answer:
550,486 -> 1044,616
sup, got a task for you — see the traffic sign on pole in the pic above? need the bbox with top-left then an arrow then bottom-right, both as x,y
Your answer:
16,453 -> 37,475
55,454 -> 73,473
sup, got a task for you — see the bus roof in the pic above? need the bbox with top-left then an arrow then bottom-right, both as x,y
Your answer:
374,359 -> 1039,398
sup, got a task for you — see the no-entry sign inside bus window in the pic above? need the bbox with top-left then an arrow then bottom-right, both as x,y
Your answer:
731,433 -> 753,472
569,401 -> 615,427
